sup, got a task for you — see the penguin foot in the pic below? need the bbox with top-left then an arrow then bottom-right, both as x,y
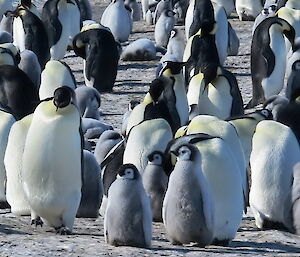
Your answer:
0,201 -> 11,209
31,217 -> 43,227
212,238 -> 231,247
55,226 -> 72,235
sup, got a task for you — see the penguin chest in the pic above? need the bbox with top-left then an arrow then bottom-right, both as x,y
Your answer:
22,106 -> 82,206
13,17 -> 26,51
261,26 -> 286,98
197,76 -> 232,119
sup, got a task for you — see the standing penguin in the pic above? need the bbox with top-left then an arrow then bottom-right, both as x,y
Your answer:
153,0 -> 172,23
0,110 -> 15,208
39,60 -> 76,100
142,151 -> 168,222
247,17 -> 295,108
4,114 -> 32,216
10,6 -> 50,68
155,9 -> 175,48
250,120 -> 299,231
22,86 -> 82,234
100,0 -> 132,43
42,0 -> 81,60
162,144 -> 214,246
73,26 -> 119,93
104,164 -> 152,248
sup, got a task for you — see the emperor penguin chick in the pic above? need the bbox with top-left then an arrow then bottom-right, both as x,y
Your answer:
155,9 -> 175,48
162,144 -> 215,246
104,164 -> 152,248
22,86 -> 82,234
142,151 -> 168,222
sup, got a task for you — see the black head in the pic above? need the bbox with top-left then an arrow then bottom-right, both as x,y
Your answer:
292,60 -> 300,72
161,61 -> 186,75
118,163 -> 139,180
53,86 -> 74,110
20,0 -> 32,9
147,151 -> 164,165
165,10 -> 175,17
148,78 -> 164,102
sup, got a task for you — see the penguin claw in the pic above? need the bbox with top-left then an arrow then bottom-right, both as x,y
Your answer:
31,217 -> 43,227
55,226 -> 72,235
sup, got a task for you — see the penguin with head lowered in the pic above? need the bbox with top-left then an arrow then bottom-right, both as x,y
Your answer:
73,25 -> 119,93
187,66 -> 244,120
247,16 -> 295,108
10,5 -> 50,68
22,86 -> 83,234
42,0 -> 81,60
104,164 -> 152,248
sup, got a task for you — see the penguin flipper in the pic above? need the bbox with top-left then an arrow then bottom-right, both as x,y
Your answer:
85,46 -> 98,81
221,69 -> 244,117
262,45 -> 275,77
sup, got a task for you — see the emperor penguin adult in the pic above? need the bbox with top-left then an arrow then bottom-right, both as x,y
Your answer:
235,0 -> 263,21
0,65 -> 39,120
41,0 -> 81,60
162,144 -> 215,246
187,67 -> 244,120
77,0 -> 92,20
76,150 -> 103,218
247,16 -> 296,108
22,86 -> 82,234
73,25 -> 119,93
124,118 -> 173,175
4,114 -> 32,215
250,120 -> 299,231
154,9 -> 175,48
142,151 -> 168,222
166,133 -> 244,245
75,86 -> 101,119
186,115 -> 248,211
0,110 -> 15,208
10,5 -> 50,68
39,60 -> 76,100
100,0 -> 132,43
104,163 -> 152,248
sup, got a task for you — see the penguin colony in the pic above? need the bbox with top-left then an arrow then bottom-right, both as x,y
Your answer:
0,0 -> 300,251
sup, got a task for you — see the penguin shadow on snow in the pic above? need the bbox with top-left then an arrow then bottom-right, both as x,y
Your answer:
0,224 -> 29,235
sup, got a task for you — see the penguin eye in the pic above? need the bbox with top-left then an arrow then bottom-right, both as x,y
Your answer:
261,109 -> 269,117
269,5 -> 276,11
